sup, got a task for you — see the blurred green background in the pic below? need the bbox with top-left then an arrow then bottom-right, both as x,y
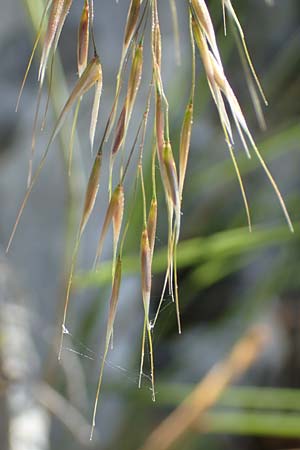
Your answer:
0,1 -> 300,449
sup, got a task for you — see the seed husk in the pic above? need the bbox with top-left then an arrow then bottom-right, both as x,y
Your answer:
93,184 -> 124,269
179,101 -> 193,200
38,0 -> 65,84
77,0 -> 90,77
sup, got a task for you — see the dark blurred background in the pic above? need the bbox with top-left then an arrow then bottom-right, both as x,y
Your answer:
1,1 -> 300,449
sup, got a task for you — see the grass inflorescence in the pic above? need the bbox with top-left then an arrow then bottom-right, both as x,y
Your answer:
9,0 -> 294,438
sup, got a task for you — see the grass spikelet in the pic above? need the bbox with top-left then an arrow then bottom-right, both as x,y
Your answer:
112,42 -> 143,157
38,0 -> 65,85
124,0 -> 141,50
93,184 -> 124,269
155,88 -> 164,161
28,0 -> 74,186
162,141 -> 180,222
152,0 -> 162,69
112,184 -> 125,274
58,151 -> 102,361
52,0 -> 73,54
47,55 -> 102,150
90,256 -> 122,441
6,56 -> 102,253
79,152 -> 102,236
179,101 -> 193,200
153,140 -> 182,332
162,141 -> 181,332
147,198 -> 157,259
190,0 -> 222,67
107,0 -> 141,138
77,0 -> 90,77
90,74 -> 102,150
109,42 -> 143,192
126,42 -> 143,115
139,228 -> 156,401
112,105 -> 126,156
68,0 -> 90,173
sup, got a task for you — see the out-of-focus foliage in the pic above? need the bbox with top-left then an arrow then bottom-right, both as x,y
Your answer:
1,1 -> 300,449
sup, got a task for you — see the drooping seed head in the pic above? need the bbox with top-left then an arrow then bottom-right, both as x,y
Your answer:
53,0 -> 73,54
192,17 -> 214,84
190,0 -> 214,41
123,0 -> 141,50
141,228 -> 151,314
162,141 -> 180,210
94,184 -> 124,268
155,89 -> 164,163
79,152 -> 102,236
190,0 -> 222,66
152,19 -> 162,69
179,101 -> 193,199
147,198 -> 157,258
39,0 -> 65,84
112,105 -> 126,155
112,184 -> 125,253
90,66 -> 103,150
49,56 -> 102,149
77,0 -> 90,77
126,42 -> 143,112
106,256 -> 122,346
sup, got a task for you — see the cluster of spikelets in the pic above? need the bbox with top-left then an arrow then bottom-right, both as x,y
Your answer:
7,0 -> 293,439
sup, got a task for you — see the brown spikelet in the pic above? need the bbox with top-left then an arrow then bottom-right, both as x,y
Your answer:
112,184 -> 125,275
38,0 -> 65,84
190,0 -> 222,66
179,101 -> 193,200
90,256 -> 122,441
77,0 -> 90,77
79,152 -> 102,236
112,42 -> 143,156
147,198 -> 157,258
123,0 -> 141,50
107,0 -> 141,139
126,42 -> 143,114
50,56 -> 102,148
162,141 -> 180,211
93,184 -> 124,269
155,89 -> 164,162
27,0 -> 74,186
141,229 -> 151,315
112,105 -> 126,155
52,0 -> 73,54
152,0 -> 162,68
90,74 -> 103,150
